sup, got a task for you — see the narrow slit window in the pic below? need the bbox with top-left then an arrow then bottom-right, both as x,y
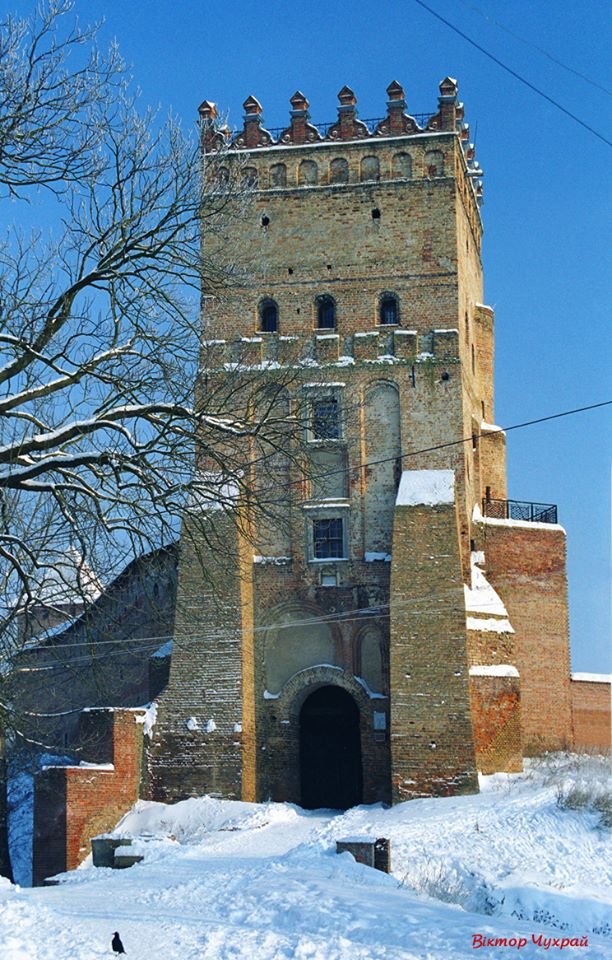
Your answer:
316,295 -> 336,329
259,299 -> 278,332
379,293 -> 399,326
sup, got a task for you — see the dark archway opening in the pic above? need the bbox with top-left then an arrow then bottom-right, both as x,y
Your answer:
299,686 -> 363,810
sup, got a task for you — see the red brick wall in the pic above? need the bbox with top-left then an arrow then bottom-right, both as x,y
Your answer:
571,679 -> 611,751
477,519 -> 572,752
469,675 -> 522,773
33,709 -> 144,884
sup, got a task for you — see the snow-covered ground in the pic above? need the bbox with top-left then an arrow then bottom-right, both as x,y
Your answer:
1,754 -> 610,959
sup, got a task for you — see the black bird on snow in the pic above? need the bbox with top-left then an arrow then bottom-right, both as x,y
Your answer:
112,931 -> 126,955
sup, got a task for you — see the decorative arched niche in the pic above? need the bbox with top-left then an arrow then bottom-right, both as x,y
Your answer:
360,155 -> 380,182
270,163 -> 287,187
363,380 -> 401,554
392,152 -> 412,179
356,626 -> 385,694
298,159 -> 318,186
264,605 -> 338,693
330,157 -> 349,184
242,165 -> 258,187
424,150 -> 444,177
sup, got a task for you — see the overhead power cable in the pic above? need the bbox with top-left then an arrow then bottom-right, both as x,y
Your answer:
412,0 -> 612,147
0,398 -> 609,574
456,0 -> 612,97
291,398 -> 612,491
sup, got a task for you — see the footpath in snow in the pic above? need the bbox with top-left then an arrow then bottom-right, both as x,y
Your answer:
0,753 -> 610,959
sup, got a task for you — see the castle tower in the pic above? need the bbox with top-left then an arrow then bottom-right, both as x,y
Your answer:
148,80 -> 572,806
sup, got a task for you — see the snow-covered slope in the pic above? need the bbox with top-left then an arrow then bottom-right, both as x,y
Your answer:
1,754 -> 610,959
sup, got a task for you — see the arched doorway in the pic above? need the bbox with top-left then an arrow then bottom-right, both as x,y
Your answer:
299,686 -> 363,809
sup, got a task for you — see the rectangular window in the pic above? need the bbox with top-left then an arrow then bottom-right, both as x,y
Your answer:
311,396 -> 340,440
313,517 -> 345,559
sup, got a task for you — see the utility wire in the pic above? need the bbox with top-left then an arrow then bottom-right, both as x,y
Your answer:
1,396 -> 609,557
456,0 -> 612,97
291,398 -> 612,490
412,0 -> 612,147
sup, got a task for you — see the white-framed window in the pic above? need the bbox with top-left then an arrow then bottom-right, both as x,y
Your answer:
310,514 -> 348,561
303,385 -> 344,442
304,503 -> 349,561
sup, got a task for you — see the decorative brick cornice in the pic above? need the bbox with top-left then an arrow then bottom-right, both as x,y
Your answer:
198,78 -> 478,155
277,91 -> 323,145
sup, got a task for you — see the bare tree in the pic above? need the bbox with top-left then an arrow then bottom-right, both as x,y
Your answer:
0,2 -> 297,688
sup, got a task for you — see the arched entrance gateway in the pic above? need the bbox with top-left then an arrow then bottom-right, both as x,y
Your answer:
299,686 -> 363,810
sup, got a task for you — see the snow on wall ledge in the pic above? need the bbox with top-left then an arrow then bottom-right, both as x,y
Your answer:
472,504 -> 565,534
571,672 -> 612,684
469,664 -> 520,678
396,469 -> 455,507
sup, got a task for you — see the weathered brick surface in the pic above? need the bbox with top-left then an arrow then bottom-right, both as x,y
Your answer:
571,679 -> 611,751
390,499 -> 478,799
32,709 -> 144,885
469,676 -> 522,773
147,515 -> 248,802
148,81 -> 572,808
13,545 -> 177,752
475,520 -> 572,752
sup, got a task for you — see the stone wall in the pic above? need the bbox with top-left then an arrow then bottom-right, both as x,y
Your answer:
147,515 -> 248,802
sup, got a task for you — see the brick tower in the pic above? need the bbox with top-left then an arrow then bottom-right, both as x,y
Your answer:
147,79 -> 572,806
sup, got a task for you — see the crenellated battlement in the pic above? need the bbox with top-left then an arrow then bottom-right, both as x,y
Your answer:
200,78 -> 462,149
200,326 -> 459,371
199,79 -> 483,207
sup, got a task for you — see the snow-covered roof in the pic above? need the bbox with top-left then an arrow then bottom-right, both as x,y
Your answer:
571,672 -> 612,684
28,548 -> 102,606
396,469 -> 455,507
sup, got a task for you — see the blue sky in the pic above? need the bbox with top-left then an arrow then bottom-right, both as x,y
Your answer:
54,1 -> 611,670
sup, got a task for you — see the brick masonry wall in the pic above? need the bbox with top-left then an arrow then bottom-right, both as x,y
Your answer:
150,90 -> 558,807
152,346 -> 477,805
13,545 -> 177,754
469,676 -> 522,773
475,519 -> 572,752
32,709 -> 145,885
571,679 -> 611,751
202,133 -> 483,346
147,516 -> 248,803
390,497 -> 478,799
